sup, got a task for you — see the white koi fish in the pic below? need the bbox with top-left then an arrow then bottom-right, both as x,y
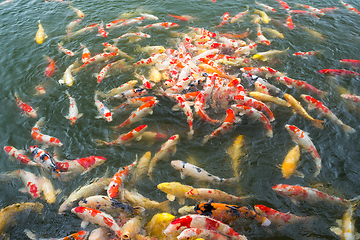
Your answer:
29,145 -> 60,174
31,118 -> 63,147
59,59 -> 79,87
3,146 -> 39,166
94,94 -> 112,122
69,4 -> 84,18
57,42 -> 75,56
95,80 -> 137,99
65,90 -> 83,125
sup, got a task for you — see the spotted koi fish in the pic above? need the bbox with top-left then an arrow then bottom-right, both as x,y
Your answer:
163,214 -> 247,240
80,52 -> 118,69
29,145 -> 60,175
341,93 -> 360,103
57,42 -> 75,56
14,93 -> 37,118
272,184 -> 351,207
171,160 -> 236,184
0,170 -> 42,198
296,3 -> 325,16
44,56 -> 56,78
80,43 -> 91,63
113,96 -> 157,112
112,100 -> 157,129
196,202 -> 271,226
293,51 -> 322,57
132,53 -> 167,67
3,146 -> 38,166
97,22 -> 108,37
232,95 -> 275,122
138,22 -> 179,31
275,0 -> 290,10
339,0 -> 360,14
202,109 -> 237,145
231,105 -> 273,137
255,1 -> 276,12
107,160 -> 137,199
215,12 -> 230,28
301,94 -> 355,134
318,69 -> 360,77
235,41 -> 257,55
95,80 -> 138,98
254,204 -> 311,226
102,42 -> 133,60
31,117 -> 63,147
285,124 -> 321,177
230,7 -> 249,23
277,76 -> 326,97
194,92 -> 219,124
286,14 -> 294,30
71,207 -> 122,237
94,94 -> 112,122
113,32 -> 150,44
97,124 -> 147,146
185,188 -> 250,203
65,90 -> 83,125
112,87 -> 148,100
188,27 -> 217,38
134,72 -> 153,89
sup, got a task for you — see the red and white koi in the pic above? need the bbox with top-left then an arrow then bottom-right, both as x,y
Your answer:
147,134 -> 180,178
3,146 -> 38,166
44,56 -> 56,78
132,53 -> 167,67
232,95 -> 275,122
285,124 -> 321,176
0,170 -> 42,198
185,188 -> 249,203
177,228 -> 229,240
69,4 -> 84,18
277,76 -> 326,96
138,22 -> 179,31
293,51 -> 322,58
80,52 -> 118,69
215,12 -> 230,28
235,41 -> 257,55
71,207 -> 122,237
340,59 -> 360,69
163,214 -> 246,240
275,0 -> 290,10
94,94 -> 113,122
232,105 -> 273,137
261,66 -> 286,78
65,90 -> 83,125
113,32 -> 151,44
339,0 -> 360,14
296,3 -> 325,16
113,96 -> 157,112
286,14 -> 294,30
272,184 -> 350,207
318,69 -> 360,77
202,109 -> 237,145
65,23 -> 99,40
56,156 -> 106,178
105,19 -> 126,29
254,204 -> 310,226
300,94 -> 355,134
341,93 -> 360,103
97,22 -> 108,37
29,145 -> 60,175
96,124 -> 147,146
57,42 -> 75,56
31,117 -> 63,147
107,160 -> 137,199
112,88 -> 148,100
14,93 -> 37,118
109,16 -> 145,29
194,92 -> 219,124
134,72 -> 153,89
289,10 -> 320,19
79,43 -> 91,63
188,27 -> 217,38
255,1 -> 276,12
113,100 -> 158,129
255,81 -> 270,94
102,42 -> 133,59
95,80 -> 138,98
66,18 -> 82,35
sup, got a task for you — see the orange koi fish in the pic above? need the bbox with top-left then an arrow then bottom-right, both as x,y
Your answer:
97,22 -> 108,37
94,94 -> 112,122
285,124 -> 321,176
14,93 -> 37,118
44,56 -> 56,77
96,125 -> 148,146
215,12 -> 230,28
31,117 -> 63,147
195,202 -> 271,226
340,59 -> 360,69
107,160 -> 137,199
339,0 -> 360,14
167,14 -> 190,21
277,76 -> 326,96
318,69 -> 360,76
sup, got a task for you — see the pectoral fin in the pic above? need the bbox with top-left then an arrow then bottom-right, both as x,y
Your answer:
81,220 -> 89,228
167,194 -> 176,201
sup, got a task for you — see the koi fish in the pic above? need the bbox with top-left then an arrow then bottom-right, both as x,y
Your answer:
188,27 -> 217,38
3,146 -> 38,166
296,3 -> 325,16
94,93 -> 112,122
171,160 -> 236,184
320,7 -> 339,12
293,51 -> 322,57
163,214 -> 247,240
275,0 -> 290,10
147,134 -> 180,178
195,202 -> 270,226
339,0 -> 360,14
128,151 -> 152,185
0,170 -> 42,198
232,95 -> 275,122
55,156 -> 106,180
254,9 -> 271,23
31,117 -> 63,147
64,90 -> 83,125
286,14 -> 294,30
167,14 -> 190,21
57,42 -> 75,56
145,213 -> 176,240
107,160 -> 137,200
279,145 -> 303,179
113,32 -> 151,44
157,182 -> 194,205
112,100 -> 158,129
44,56 -> 56,77
138,131 -> 169,145
300,94 -> 355,134
289,10 -> 320,19
341,93 -> 360,103
340,59 -> 360,69
80,43 -> 91,63
226,135 -> 245,179
263,27 -> 284,38
256,24 -> 271,45
59,59 -> 79,86
132,53 -> 167,67
102,42 -> 133,59
330,206 -> 359,240
185,188 -> 250,203
120,216 -> 142,239
113,96 -> 157,112
194,92 -> 219,124
14,93 -> 37,118
95,80 -> 137,98
254,204 -> 311,226
202,109 -> 238,145
64,23 -> 99,40
29,145 -> 60,174
215,12 -> 230,28
106,19 -> 126,29
0,202 -> 43,235
69,4 -> 84,18
66,18 -> 82,36
96,125 -> 147,146
71,207 -> 122,237
134,72 -> 153,89
235,41 -> 257,55
80,52 -> 118,69
272,184 -> 350,207
318,69 -> 360,77
232,105 -> 273,137
35,20 -> 47,44
123,189 -> 171,212
230,7 -> 249,23
277,76 -> 326,96
25,229 -> 89,240
97,22 -> 108,37
284,93 -> 324,129
252,48 -> 289,61
255,1 -> 276,12
138,22 -> 179,31
39,175 -> 58,204
249,91 -> 289,107
59,176 -> 110,214
177,228 -> 229,240
285,124 -> 322,176
135,45 -> 165,55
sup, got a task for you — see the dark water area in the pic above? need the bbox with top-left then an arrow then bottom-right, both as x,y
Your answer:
1,0 -> 360,239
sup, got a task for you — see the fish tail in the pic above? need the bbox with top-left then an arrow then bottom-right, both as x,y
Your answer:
158,200 -> 172,212
342,124 -> 356,134
24,229 -> 37,240
312,119 -> 324,129
133,206 -> 145,215
266,129 -> 273,138
94,139 -> 108,146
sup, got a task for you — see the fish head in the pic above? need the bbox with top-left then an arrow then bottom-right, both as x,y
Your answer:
107,182 -> 120,199
3,146 -> 13,154
29,145 -> 39,154
104,112 -> 113,122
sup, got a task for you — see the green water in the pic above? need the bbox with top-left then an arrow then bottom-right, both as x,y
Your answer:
1,0 -> 360,239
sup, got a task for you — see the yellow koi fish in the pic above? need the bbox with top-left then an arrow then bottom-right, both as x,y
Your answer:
279,145 -> 303,179
226,135 -> 245,179
252,48 -> 289,61
157,182 -> 194,205
35,20 -> 47,44
249,92 -> 290,107
146,213 -> 175,240
254,9 -> 271,24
